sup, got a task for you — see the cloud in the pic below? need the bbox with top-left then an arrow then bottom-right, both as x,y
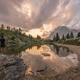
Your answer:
25,0 -> 80,38
33,0 -> 59,27
0,0 -> 28,27
66,0 -> 80,29
0,0 -> 80,31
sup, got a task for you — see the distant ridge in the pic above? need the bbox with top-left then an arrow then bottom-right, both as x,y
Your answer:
49,26 -> 79,39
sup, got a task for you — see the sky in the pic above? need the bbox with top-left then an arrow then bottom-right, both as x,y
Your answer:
0,0 -> 80,38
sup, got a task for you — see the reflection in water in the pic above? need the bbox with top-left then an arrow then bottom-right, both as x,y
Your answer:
21,45 -> 79,75
50,45 -> 71,57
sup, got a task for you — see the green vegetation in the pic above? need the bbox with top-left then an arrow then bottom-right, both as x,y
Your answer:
1,23 -> 80,54
0,24 -> 46,54
53,32 -> 80,46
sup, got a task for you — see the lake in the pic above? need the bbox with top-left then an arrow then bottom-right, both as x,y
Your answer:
21,45 -> 79,76
0,44 -> 79,79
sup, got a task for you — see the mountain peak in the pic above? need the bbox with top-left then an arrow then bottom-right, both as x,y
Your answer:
49,26 -> 79,39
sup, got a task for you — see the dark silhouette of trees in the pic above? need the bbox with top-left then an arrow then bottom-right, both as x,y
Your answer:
37,35 -> 41,39
1,24 -> 4,30
55,33 -> 60,41
53,33 -> 60,42
7,26 -> 10,30
62,34 -> 65,40
28,34 -> 33,39
0,34 -> 5,48
77,32 -> 80,38
66,33 -> 70,39
18,28 -> 22,33
70,32 -> 74,38
53,35 -> 56,41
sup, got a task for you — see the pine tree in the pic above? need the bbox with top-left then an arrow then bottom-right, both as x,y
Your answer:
55,33 -> 60,41
62,34 -> 65,40
29,34 -> 33,39
7,26 -> 10,30
70,32 -> 74,39
1,24 -> 4,30
53,35 -> 56,41
66,33 -> 70,39
19,28 -> 22,32
37,35 -> 41,39
77,32 -> 80,38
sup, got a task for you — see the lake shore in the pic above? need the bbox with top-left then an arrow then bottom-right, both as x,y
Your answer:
54,43 -> 80,54
0,54 -> 26,80
25,44 -> 80,80
0,43 -> 80,80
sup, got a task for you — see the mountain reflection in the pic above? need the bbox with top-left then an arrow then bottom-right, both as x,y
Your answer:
21,45 -> 79,75
50,45 -> 71,57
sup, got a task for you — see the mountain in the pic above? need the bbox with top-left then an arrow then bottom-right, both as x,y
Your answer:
49,26 -> 79,39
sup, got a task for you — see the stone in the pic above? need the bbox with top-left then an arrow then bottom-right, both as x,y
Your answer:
0,54 -> 26,80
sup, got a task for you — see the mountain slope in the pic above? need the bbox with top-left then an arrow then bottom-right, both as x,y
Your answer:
49,26 -> 79,39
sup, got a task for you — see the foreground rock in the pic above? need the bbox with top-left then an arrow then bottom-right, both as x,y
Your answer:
0,54 -> 26,80
25,65 -> 80,80
0,54 -> 80,80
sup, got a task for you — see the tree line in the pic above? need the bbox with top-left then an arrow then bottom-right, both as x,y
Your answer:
53,32 -> 80,42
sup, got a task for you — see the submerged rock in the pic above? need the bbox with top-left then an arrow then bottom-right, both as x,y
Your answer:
0,55 -> 26,80
41,53 -> 51,57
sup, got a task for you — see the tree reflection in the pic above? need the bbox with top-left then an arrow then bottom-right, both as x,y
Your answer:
50,44 -> 72,57
54,45 -> 60,54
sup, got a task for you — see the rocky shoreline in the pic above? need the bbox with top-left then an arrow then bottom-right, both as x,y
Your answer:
0,55 -> 80,80
0,54 -> 26,80
25,65 -> 80,80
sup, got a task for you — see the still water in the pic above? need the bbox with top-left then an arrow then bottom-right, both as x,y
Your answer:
21,45 -> 79,75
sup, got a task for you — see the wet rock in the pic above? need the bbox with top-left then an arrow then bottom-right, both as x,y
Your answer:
0,55 -> 26,80
41,53 -> 50,57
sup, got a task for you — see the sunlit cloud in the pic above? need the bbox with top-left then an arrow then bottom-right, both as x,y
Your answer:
26,28 -> 43,38
0,0 -> 80,37
15,2 -> 33,19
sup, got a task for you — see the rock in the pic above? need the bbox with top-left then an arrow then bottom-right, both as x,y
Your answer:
0,54 -> 26,80
41,53 -> 50,57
